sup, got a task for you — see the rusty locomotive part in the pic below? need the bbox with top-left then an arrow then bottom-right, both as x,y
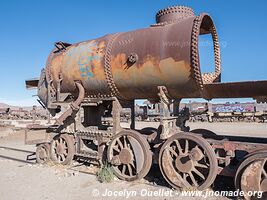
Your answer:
26,5 -> 224,114
25,5 -> 267,197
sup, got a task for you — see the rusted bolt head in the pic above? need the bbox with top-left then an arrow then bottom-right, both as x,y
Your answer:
128,53 -> 138,64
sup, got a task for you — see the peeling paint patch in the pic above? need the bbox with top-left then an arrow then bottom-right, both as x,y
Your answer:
77,41 -> 103,80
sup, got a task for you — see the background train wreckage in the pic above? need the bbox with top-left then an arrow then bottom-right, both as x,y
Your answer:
0,106 -> 49,121
121,101 -> 267,123
24,5 -> 267,199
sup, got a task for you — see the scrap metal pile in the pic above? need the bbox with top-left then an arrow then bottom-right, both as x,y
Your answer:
25,6 -> 267,199
121,102 -> 267,123
0,106 -> 48,120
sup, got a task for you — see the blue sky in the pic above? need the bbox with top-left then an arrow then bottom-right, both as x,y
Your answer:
0,0 -> 267,106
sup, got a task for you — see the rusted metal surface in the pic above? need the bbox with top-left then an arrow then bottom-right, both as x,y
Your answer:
54,82 -> 85,125
26,5 -> 267,115
204,80 -> 267,100
24,125 -> 52,145
29,5 -> 226,112
24,5 -> 267,195
235,151 -> 267,199
159,133 -> 218,190
155,6 -> 195,24
25,78 -> 39,89
107,130 -> 152,181
36,143 -> 50,164
50,134 -> 75,165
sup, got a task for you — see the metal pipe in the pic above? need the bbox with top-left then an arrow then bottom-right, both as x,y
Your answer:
54,82 -> 85,125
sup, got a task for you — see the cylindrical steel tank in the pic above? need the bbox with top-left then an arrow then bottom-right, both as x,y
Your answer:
39,6 -> 221,106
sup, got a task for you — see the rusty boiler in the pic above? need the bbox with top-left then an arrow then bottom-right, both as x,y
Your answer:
27,6 -> 224,111
25,6 -> 267,193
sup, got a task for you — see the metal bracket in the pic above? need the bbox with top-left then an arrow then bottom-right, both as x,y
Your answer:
157,86 -> 190,139
157,86 -> 177,140
54,42 -> 72,53
55,73 -> 70,102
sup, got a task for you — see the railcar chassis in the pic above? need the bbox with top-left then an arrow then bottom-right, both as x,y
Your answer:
25,93 -> 267,198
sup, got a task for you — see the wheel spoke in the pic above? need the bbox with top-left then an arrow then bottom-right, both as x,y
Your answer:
123,136 -> 127,148
193,168 -> 205,180
127,164 -> 133,177
130,160 -> 136,169
58,154 -> 62,161
56,153 -> 60,160
188,172 -> 198,187
183,173 -> 187,181
182,173 -> 192,188
174,140 -> 183,154
122,164 -> 126,174
184,139 -> 189,154
168,147 -> 178,157
262,169 -> 267,178
60,154 -> 65,161
116,139 -> 124,149
113,145 -> 120,153
261,159 -> 267,178
195,163 -> 208,169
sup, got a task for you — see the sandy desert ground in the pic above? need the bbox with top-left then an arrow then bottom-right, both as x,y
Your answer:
0,121 -> 266,200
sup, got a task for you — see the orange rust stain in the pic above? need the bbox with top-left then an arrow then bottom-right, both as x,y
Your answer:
159,58 -> 191,84
140,55 -> 161,70
110,53 -> 127,69
111,54 -> 191,86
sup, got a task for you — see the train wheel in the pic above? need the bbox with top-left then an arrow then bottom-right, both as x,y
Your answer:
36,143 -> 50,164
50,134 -> 75,165
107,130 -> 152,181
235,151 -> 267,199
159,133 -> 218,190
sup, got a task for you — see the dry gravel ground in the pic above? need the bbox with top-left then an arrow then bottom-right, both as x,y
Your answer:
0,121 -> 266,200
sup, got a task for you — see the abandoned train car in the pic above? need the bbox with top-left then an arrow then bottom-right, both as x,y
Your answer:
25,5 -> 267,198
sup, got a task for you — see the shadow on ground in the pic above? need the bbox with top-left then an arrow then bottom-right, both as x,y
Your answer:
145,164 -> 237,199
